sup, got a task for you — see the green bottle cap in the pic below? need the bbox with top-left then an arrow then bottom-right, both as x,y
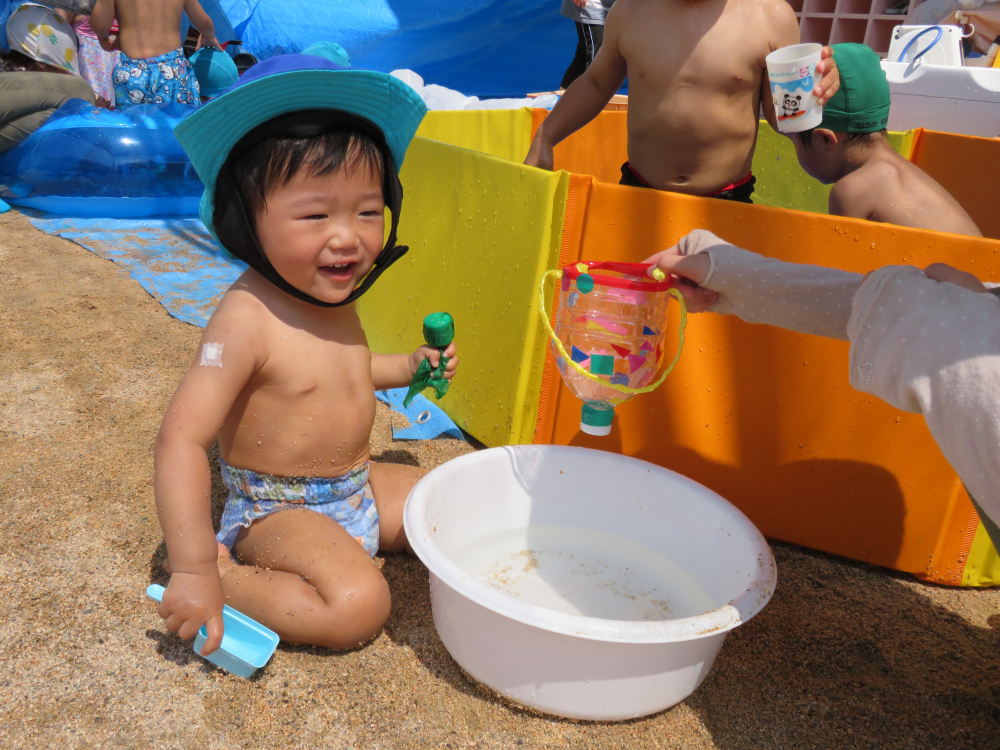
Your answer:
423,312 -> 455,348
581,401 -> 614,436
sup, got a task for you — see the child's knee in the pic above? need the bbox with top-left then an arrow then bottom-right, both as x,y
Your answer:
313,570 -> 391,648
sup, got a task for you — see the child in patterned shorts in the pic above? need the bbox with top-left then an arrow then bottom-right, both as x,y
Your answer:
153,52 -> 459,653
91,0 -> 219,107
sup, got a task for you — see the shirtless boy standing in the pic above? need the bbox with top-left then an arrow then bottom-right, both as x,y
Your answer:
91,0 -> 219,108
526,0 -> 840,202
792,44 -> 981,237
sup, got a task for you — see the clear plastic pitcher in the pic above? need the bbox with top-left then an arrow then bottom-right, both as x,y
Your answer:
543,261 -> 685,436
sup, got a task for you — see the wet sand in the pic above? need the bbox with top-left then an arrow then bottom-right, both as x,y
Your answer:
1,209 -> 999,749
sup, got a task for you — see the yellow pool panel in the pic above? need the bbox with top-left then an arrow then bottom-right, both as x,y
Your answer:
416,109 -> 534,164
358,137 -> 569,447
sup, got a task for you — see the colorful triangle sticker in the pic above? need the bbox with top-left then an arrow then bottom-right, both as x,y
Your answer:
611,344 -> 631,358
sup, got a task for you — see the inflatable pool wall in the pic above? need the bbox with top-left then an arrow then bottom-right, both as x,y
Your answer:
522,109 -> 999,241
0,100 -> 202,217
363,129 -> 1000,587
358,136 -> 569,449
534,176 -> 1000,588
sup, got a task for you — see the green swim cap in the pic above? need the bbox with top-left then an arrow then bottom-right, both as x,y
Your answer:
821,43 -> 890,133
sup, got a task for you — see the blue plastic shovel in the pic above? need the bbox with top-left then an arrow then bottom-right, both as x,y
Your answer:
146,584 -> 279,678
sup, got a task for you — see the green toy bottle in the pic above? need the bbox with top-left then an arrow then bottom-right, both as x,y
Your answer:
403,312 -> 454,407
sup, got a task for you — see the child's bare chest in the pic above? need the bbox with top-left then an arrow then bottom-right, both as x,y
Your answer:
257,330 -> 373,402
623,0 -> 767,91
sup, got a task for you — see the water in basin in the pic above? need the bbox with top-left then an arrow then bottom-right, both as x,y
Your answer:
451,525 -> 715,621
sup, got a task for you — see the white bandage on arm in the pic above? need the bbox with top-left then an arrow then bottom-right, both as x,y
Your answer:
200,342 -> 224,367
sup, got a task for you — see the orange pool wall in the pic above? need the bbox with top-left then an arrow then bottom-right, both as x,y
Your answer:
531,110 -> 1000,241
532,174 -> 1000,586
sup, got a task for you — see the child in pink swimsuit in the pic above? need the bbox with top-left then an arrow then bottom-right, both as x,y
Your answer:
63,14 -> 119,107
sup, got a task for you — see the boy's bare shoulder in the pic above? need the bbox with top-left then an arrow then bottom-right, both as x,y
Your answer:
830,157 -> 902,218
748,0 -> 800,43
205,272 -> 281,340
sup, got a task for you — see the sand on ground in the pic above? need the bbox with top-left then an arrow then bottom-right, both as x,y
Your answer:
1,209 -> 999,750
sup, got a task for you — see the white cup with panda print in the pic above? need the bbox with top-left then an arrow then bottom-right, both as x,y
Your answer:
766,43 -> 824,133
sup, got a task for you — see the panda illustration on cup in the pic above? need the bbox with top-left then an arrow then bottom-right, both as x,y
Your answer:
771,80 -> 814,122
780,92 -> 803,119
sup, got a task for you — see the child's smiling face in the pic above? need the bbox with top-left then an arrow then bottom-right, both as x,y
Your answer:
254,160 -> 385,305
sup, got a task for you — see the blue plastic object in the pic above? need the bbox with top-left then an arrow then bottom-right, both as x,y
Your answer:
217,0 -> 626,97
896,25 -> 945,64
146,584 -> 279,678
0,99 -> 203,217
375,388 -> 466,441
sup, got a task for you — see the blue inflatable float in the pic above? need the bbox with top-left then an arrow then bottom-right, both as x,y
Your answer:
0,99 -> 202,217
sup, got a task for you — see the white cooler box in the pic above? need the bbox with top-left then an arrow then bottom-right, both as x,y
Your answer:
882,61 -> 1000,137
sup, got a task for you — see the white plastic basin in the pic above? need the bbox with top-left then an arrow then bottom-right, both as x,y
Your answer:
404,445 -> 777,721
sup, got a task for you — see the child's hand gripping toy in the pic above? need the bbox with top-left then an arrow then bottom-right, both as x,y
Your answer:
146,584 -> 278,678
403,312 -> 455,408
539,262 -> 687,435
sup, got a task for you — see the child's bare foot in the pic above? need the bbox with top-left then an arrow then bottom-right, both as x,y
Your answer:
216,543 -> 239,578
162,543 -> 236,577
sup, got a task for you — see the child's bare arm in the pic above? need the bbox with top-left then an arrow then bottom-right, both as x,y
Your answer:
153,310 -> 260,653
90,0 -> 116,50
525,5 -> 628,170
184,0 -> 220,48
371,343 -> 459,391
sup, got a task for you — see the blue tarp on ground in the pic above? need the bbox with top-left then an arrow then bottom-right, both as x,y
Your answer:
220,0 -> 588,97
26,213 -> 244,327
376,389 -> 465,441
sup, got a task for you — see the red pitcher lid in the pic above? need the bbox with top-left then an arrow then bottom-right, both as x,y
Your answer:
563,261 -> 674,292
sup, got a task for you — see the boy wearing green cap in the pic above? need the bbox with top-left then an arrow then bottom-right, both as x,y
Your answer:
152,53 -> 459,655
793,43 -> 980,237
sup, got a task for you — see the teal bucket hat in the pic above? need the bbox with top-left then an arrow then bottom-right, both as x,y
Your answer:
174,53 -> 427,307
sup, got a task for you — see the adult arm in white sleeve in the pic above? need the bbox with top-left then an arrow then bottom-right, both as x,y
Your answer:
670,229 -> 863,340
848,266 -> 1000,532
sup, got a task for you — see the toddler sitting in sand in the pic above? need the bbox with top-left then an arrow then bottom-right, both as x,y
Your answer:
526,0 -> 840,202
154,53 -> 456,653
791,44 -> 981,237
91,0 -> 219,107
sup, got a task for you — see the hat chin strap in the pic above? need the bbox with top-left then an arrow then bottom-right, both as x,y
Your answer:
212,110 -> 408,308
